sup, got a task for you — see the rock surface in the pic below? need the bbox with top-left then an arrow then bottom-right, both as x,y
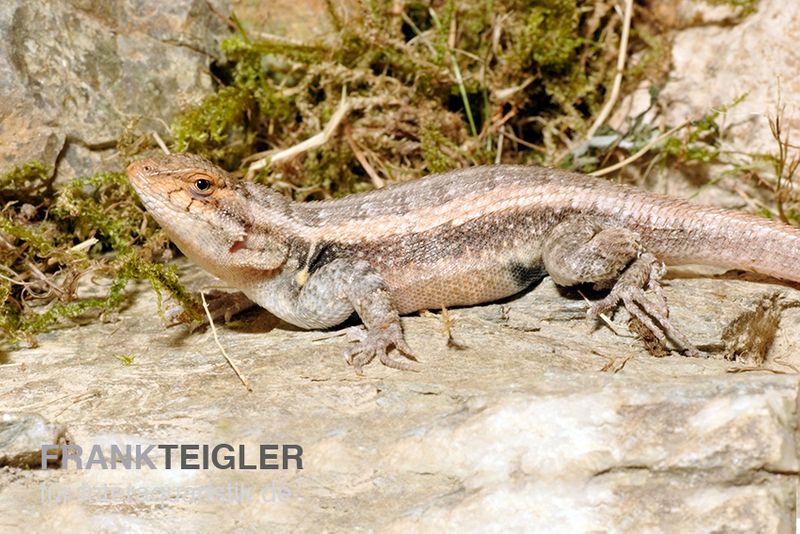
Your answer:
0,0 -> 228,179
0,413 -> 66,469
615,0 -> 800,157
0,261 -> 799,531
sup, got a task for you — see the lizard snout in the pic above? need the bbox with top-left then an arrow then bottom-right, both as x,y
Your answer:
126,159 -> 155,179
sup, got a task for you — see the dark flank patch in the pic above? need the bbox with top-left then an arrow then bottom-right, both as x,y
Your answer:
306,241 -> 339,274
508,261 -> 547,288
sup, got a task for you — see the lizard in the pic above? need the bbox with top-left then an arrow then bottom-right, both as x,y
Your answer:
127,153 -> 800,372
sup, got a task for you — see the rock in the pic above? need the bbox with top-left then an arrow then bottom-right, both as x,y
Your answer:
0,413 -> 66,469
0,260 -> 798,529
0,0 -> 229,178
385,376 -> 798,532
658,0 -> 800,156
234,0 -> 338,40
0,102 -> 65,179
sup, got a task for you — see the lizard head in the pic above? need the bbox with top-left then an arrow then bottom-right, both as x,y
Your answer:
127,153 -> 289,277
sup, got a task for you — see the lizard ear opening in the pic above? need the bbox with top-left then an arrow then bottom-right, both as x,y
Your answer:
227,223 -> 289,271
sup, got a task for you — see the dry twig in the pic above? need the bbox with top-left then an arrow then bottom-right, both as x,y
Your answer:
585,0 -> 633,139
248,91 -> 350,178
152,132 -> 171,155
590,121 -> 690,177
201,291 -> 253,392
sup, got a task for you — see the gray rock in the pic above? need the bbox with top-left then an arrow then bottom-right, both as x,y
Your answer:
0,260 -> 798,530
0,0 -> 228,178
615,0 -> 800,157
0,413 -> 66,469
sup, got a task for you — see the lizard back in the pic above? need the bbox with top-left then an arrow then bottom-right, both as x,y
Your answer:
274,165 -> 800,312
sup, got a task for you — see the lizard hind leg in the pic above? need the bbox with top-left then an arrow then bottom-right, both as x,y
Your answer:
341,320 -> 419,374
541,216 -> 705,358
340,278 -> 420,374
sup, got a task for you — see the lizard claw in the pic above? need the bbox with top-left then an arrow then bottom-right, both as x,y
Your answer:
343,322 -> 420,374
589,253 -> 707,359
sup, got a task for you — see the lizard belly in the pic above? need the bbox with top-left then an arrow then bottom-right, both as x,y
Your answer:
241,271 -> 355,329
385,258 -> 547,314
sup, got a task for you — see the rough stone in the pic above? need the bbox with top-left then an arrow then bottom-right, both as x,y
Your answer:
1,0 -> 799,530
0,0 -> 228,178
0,413 -> 66,469
0,260 -> 798,530
625,0 -> 800,157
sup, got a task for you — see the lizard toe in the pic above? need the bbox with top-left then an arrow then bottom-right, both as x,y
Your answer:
379,350 -> 419,371
393,337 -> 420,362
346,345 -> 377,375
341,323 -> 418,372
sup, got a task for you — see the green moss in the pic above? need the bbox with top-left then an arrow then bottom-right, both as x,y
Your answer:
172,86 -> 255,161
300,145 -> 365,199
515,1 -> 583,72
421,124 -> 456,173
663,94 -> 747,165
168,0 -> 658,187
0,160 -> 51,203
5,250 -> 199,343
0,161 -> 198,346
701,0 -> 758,16
0,217 -> 59,258
221,35 -> 327,65
51,172 -> 142,253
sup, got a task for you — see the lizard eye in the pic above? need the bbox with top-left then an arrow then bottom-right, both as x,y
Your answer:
192,178 -> 214,195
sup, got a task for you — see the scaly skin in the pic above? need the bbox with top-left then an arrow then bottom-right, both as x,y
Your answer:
127,153 -> 800,371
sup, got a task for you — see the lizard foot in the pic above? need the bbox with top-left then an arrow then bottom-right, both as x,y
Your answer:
343,322 -> 419,374
588,252 -> 707,358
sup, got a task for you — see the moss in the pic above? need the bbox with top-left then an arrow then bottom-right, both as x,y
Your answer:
5,250 -> 199,343
51,172 -> 142,253
299,144 -> 365,199
0,162 -> 198,346
167,0 -> 662,188
701,0 -> 758,16
221,34 -> 328,65
514,1 -> 583,72
662,93 -> 747,165
0,160 -> 51,204
421,124 -> 457,173
172,86 -> 256,162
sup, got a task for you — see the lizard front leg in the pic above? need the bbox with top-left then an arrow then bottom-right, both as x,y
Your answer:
541,216 -> 704,357
257,258 -> 418,373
